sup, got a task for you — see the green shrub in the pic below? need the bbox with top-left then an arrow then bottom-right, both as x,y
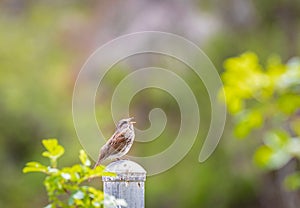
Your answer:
221,52 -> 300,190
23,138 -> 126,208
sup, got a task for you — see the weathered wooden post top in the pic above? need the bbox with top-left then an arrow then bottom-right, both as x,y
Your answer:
102,160 -> 146,208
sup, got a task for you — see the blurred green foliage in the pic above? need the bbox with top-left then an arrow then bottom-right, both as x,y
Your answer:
0,0 -> 300,207
221,52 -> 300,190
0,2 -> 85,207
23,138 -> 125,208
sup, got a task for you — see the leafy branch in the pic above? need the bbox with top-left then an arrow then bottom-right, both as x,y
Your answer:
221,52 -> 300,190
23,138 -> 126,208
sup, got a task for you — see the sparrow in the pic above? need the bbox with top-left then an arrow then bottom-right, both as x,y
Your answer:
93,117 -> 136,168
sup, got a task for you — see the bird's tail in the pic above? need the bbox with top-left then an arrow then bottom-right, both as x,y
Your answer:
93,152 -> 106,169
93,158 -> 103,169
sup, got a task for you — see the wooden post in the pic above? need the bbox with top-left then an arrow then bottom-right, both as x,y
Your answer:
102,160 -> 146,208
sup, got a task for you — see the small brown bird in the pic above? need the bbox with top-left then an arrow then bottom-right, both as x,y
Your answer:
93,117 -> 136,168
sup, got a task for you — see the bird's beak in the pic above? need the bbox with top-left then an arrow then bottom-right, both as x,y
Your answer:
129,117 -> 136,124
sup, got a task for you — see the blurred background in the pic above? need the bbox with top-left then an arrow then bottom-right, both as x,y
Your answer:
0,0 -> 300,207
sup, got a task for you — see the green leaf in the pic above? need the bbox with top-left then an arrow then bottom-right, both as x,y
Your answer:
263,131 -> 289,150
42,151 -> 52,158
79,150 -> 91,167
23,161 -> 48,173
234,110 -> 263,138
229,97 -> 244,114
234,124 -> 251,139
253,146 -> 273,168
102,171 -> 116,177
42,139 -> 59,151
42,138 -> 64,160
254,145 -> 291,169
284,172 -> 300,191
277,94 -> 300,115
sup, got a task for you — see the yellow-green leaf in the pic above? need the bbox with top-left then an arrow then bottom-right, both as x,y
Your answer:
253,146 -> 273,168
42,138 -> 64,159
254,145 -> 291,169
42,139 -> 58,151
79,150 -> 91,167
23,161 -> 47,173
284,172 -> 300,191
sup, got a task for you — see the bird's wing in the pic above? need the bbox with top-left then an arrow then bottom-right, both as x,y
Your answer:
107,131 -> 127,154
94,130 -> 128,169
